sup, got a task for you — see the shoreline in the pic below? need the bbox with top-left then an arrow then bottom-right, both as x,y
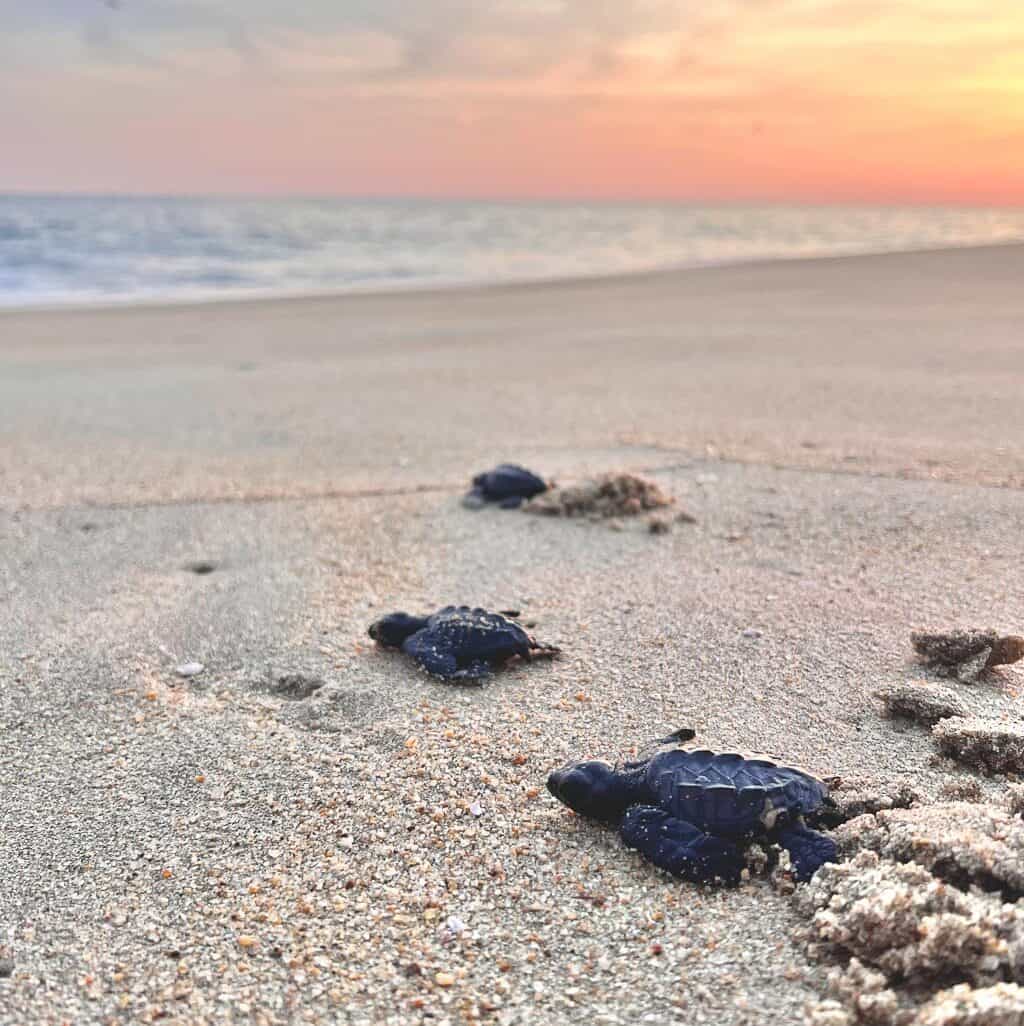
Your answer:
2,238 -> 1023,318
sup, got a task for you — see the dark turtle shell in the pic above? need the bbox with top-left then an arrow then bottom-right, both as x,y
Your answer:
639,749 -> 830,839
422,605 -> 534,661
469,464 -> 547,505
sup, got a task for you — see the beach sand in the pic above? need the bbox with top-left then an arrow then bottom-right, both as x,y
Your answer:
1,244 -> 1023,1025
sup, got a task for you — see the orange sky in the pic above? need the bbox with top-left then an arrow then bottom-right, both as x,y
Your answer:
3,1 -> 1023,203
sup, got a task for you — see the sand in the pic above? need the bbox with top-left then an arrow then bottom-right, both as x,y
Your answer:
1,244 -> 1023,1026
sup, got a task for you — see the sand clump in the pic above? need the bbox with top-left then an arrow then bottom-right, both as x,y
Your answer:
807,982 -> 1024,1026
523,472 -> 674,518
939,779 -> 986,803
833,802 -> 1024,895
797,851 -> 1024,985
818,775 -> 921,827
876,681 -> 968,727
799,800 -> 1024,1026
805,999 -> 857,1026
933,719 -> 1024,777
913,983 -> 1024,1026
911,631 -> 1024,684
817,958 -> 903,1025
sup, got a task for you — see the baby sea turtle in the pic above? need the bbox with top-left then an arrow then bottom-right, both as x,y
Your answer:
911,629 -> 1024,683
547,729 -> 838,885
368,605 -> 559,682
463,464 -> 548,509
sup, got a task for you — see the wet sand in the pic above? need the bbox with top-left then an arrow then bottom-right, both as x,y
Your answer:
1,244 -> 1023,1025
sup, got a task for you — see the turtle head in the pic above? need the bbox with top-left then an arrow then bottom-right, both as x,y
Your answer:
367,612 -> 428,648
546,760 -> 638,824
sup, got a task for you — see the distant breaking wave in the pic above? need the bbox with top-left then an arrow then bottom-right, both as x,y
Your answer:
1,195 -> 1023,308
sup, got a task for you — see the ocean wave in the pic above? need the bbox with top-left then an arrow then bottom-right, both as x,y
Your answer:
1,196 -> 1022,308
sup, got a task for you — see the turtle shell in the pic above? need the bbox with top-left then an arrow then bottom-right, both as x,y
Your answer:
472,465 -> 547,502
423,606 -> 532,661
642,749 -> 830,839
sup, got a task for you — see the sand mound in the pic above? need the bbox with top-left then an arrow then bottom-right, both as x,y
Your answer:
817,775 -> 921,827
876,681 -> 968,727
911,631 -> 1024,683
834,802 -> 1024,895
914,983 -> 1024,1026
523,472 -> 673,518
808,981 -> 1024,1026
933,719 -> 1024,776
797,851 -> 1024,985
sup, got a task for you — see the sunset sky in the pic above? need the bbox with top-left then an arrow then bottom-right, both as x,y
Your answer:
3,1 -> 1023,203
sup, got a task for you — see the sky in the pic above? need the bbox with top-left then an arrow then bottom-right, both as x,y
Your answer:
2,1 -> 1023,203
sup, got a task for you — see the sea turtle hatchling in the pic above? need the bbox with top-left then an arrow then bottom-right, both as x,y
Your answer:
547,729 -> 839,885
368,605 -> 560,682
462,464 -> 548,509
911,629 -> 1024,683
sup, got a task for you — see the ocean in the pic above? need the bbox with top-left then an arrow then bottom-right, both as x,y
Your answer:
1,195 -> 1023,309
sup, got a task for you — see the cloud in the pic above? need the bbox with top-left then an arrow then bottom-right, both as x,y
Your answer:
7,0 -> 1024,107
3,0 -> 706,82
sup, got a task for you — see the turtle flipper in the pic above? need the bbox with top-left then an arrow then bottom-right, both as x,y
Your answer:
654,727 -> 697,746
620,805 -> 743,885
402,632 -> 459,680
774,821 -> 837,882
448,660 -> 493,684
498,495 -> 524,509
